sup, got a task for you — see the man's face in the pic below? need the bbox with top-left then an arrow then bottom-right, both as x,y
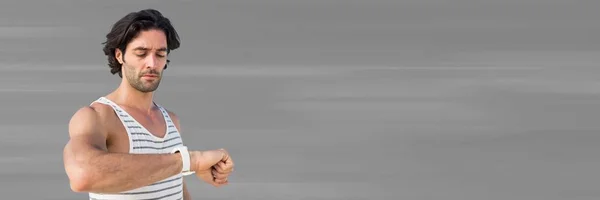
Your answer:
118,29 -> 168,93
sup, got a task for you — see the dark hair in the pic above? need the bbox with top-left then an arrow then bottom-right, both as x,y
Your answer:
102,9 -> 180,77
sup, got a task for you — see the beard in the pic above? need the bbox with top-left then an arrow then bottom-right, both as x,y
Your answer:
125,68 -> 162,93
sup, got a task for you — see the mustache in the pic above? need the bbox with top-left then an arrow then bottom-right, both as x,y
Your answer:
140,70 -> 160,77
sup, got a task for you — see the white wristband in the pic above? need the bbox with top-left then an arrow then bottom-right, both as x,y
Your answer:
171,146 -> 195,176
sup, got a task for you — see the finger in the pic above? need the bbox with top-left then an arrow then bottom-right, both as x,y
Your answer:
219,159 -> 234,171
224,155 -> 233,165
213,164 -> 230,174
213,161 -> 227,171
212,169 -> 229,179
214,177 -> 226,183
212,171 -> 228,185
218,161 -> 231,172
214,177 -> 228,185
214,178 -> 228,186
213,161 -> 232,174
220,149 -> 230,162
212,162 -> 223,171
224,155 -> 233,164
213,174 -> 229,180
223,156 -> 234,169
225,163 -> 234,173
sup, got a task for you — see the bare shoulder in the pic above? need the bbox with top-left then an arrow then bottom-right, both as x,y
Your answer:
89,102 -> 118,123
66,104 -> 111,153
68,103 -> 115,139
68,106 -> 101,137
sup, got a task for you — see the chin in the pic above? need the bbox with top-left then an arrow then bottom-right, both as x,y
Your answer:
132,85 -> 159,93
138,88 -> 158,93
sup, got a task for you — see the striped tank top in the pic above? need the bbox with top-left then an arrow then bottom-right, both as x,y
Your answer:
88,97 -> 186,200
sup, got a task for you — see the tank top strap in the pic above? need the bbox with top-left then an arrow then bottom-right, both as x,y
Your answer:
154,103 -> 177,131
91,97 -> 134,122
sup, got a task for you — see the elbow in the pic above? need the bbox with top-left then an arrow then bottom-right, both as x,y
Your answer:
66,166 -> 93,192
70,176 -> 90,193
70,180 -> 88,193
64,155 -> 96,193
63,143 -> 99,192
63,142 -> 106,193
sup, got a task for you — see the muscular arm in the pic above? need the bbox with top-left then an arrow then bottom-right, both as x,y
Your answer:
63,106 -> 187,193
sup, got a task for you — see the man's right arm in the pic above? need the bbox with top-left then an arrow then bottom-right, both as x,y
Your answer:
63,106 -> 186,193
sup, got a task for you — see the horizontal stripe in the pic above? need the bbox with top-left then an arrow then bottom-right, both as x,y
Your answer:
133,142 -> 183,150
130,131 -> 180,139
121,183 -> 182,195
130,132 -> 179,138
130,132 -> 150,136
128,125 -> 142,129
140,190 -> 182,200
132,136 -> 181,144
168,125 -> 175,128
90,188 -> 182,200
89,175 -> 182,199
150,176 -> 182,186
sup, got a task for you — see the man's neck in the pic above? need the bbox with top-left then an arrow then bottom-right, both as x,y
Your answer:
109,84 -> 156,113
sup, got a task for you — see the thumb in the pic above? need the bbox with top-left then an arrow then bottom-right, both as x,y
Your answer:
219,148 -> 230,162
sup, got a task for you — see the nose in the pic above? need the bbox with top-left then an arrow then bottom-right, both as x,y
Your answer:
145,54 -> 158,69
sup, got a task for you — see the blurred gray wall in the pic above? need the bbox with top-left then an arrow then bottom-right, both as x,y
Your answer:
0,0 -> 599,199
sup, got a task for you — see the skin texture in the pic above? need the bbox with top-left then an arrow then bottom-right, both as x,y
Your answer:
62,29 -> 234,198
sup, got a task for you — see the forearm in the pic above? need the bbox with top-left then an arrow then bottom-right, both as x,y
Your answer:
75,150 -> 183,193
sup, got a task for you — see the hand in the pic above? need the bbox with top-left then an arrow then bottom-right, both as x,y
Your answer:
211,150 -> 234,185
190,149 -> 233,187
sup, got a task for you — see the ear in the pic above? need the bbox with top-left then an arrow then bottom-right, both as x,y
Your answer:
115,48 -> 124,64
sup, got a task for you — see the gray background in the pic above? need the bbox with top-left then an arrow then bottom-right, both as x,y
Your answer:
1,0 -> 599,199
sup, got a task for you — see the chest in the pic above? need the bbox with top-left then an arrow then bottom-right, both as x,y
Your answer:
124,107 -> 168,138
106,107 -> 180,154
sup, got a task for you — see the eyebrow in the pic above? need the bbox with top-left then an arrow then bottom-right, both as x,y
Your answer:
133,47 -> 168,52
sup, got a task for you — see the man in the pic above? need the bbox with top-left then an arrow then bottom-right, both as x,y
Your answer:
62,9 -> 234,200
